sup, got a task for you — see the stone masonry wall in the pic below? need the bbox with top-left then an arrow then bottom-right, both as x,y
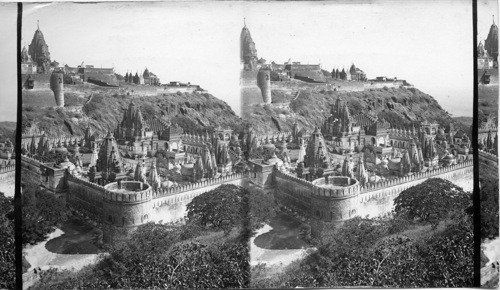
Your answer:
274,160 -> 473,221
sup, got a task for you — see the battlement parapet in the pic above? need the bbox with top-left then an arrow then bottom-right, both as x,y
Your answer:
21,154 -> 45,166
181,133 -> 211,144
274,170 -> 314,188
0,165 -> 16,173
359,159 -> 473,193
152,173 -> 244,198
311,176 -> 360,198
117,144 -> 136,152
67,173 -> 154,203
479,150 -> 498,162
255,131 -> 293,144
104,181 -> 153,203
67,173 -> 107,193
21,134 -> 86,152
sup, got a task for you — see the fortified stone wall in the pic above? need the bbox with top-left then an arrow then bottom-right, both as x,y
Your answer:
20,155 -> 43,184
479,150 -> 498,172
66,175 -> 106,222
275,170 -> 361,221
0,165 -> 16,197
310,177 -> 360,221
274,170 -> 314,215
63,171 -> 246,240
150,173 -> 246,224
21,135 -> 84,151
358,160 -> 473,198
357,160 -> 473,218
0,165 -> 16,181
274,159 -> 473,222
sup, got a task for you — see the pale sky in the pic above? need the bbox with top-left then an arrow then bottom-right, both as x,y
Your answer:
244,0 -> 473,117
0,1 -> 482,121
0,3 -> 17,122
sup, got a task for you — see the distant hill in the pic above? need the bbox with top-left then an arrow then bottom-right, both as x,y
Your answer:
22,89 -> 244,138
0,122 -> 16,143
245,86 -> 467,135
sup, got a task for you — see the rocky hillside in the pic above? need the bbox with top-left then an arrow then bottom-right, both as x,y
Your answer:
0,122 -> 16,143
245,86 -> 466,135
22,88 -> 244,138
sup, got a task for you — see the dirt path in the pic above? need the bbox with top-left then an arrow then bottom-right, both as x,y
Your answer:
483,237 -> 500,267
22,225 -> 104,289
250,224 -> 315,267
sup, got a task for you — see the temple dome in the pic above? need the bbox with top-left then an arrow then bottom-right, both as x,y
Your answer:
59,156 -> 75,171
265,152 -> 283,167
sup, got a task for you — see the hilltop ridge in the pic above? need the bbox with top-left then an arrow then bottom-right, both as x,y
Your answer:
244,85 -> 469,135
22,85 -> 244,137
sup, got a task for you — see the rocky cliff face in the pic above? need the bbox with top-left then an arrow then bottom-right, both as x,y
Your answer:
245,86 -> 466,135
22,90 -> 244,138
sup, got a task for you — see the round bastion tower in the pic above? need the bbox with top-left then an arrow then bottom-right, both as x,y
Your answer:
50,72 -> 64,107
257,67 -> 271,104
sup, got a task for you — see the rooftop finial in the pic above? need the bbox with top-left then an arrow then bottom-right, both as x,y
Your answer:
37,20 -> 39,30
493,15 -> 495,25
244,17 -> 246,27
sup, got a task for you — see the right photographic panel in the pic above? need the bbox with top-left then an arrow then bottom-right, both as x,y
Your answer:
241,0 -> 478,288
478,0 -> 499,287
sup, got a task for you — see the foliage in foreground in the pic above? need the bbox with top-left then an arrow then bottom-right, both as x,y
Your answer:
22,182 -> 68,246
32,184 -> 272,289
0,192 -> 15,289
252,178 -> 474,288
480,177 -> 499,239
187,184 -> 277,231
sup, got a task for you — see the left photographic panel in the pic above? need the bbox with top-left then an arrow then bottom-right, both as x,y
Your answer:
0,2 -> 18,290
20,2 -> 249,289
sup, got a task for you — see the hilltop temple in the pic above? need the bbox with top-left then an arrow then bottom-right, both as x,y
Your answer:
22,23 -> 119,88
485,16 -> 499,62
479,17 -> 499,69
241,21 -> 369,84
27,21 -> 52,73
240,19 -> 259,71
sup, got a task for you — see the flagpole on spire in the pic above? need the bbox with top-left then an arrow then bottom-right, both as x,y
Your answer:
244,17 -> 246,27
37,20 -> 39,30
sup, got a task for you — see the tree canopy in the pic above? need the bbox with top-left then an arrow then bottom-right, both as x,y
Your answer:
33,185 -> 254,289
186,184 -> 246,229
480,177 -> 499,239
252,178 -> 474,288
0,192 -> 15,289
22,182 -> 68,245
393,178 -> 471,225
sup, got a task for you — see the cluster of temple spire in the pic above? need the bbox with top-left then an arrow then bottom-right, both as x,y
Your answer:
330,64 -> 367,81
123,68 -> 160,86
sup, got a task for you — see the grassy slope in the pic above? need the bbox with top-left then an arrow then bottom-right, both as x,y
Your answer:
22,88 -> 244,138
246,86 -> 461,135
